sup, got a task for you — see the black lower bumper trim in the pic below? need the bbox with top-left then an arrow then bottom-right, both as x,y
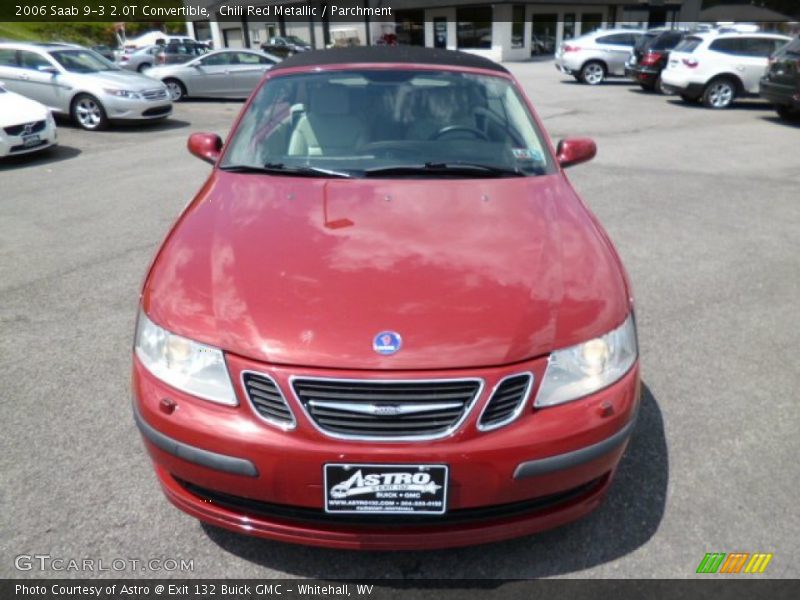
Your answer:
133,402 -> 258,477
514,409 -> 638,480
175,474 -> 607,527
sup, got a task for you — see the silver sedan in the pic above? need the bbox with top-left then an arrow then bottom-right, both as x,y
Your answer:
145,49 -> 280,101
117,45 -> 161,73
0,42 -> 171,130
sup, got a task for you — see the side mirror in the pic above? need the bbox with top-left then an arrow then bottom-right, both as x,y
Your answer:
556,138 -> 597,169
187,132 -> 222,164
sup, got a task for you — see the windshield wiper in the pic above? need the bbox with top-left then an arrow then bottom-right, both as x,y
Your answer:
219,163 -> 353,178
363,161 -> 527,178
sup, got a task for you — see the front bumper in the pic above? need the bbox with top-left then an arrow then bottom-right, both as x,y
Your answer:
0,120 -> 57,158
132,353 -> 640,549
759,78 -> 800,108
102,95 -> 172,121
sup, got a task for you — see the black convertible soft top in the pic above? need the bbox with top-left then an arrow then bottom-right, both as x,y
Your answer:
270,46 -> 509,74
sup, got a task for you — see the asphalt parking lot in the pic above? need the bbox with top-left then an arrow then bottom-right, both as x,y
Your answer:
1,59 -> 799,579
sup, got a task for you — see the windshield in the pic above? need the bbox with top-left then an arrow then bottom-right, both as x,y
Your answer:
222,69 -> 554,178
285,36 -> 307,45
50,49 -> 117,73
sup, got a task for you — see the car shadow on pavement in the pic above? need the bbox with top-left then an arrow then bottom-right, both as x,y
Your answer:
560,79 -> 635,86
760,115 -> 800,128
179,98 -> 245,105
202,384 -> 668,579
0,145 -> 81,171
665,98 -> 773,111
53,116 -> 191,133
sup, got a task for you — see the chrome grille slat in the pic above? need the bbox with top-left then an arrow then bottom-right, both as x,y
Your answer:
478,373 -> 534,431
4,120 -> 46,136
293,377 -> 483,441
142,88 -> 168,101
299,389 -> 473,401
242,371 -> 296,429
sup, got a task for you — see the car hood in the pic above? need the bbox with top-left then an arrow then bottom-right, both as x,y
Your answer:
143,173 -> 630,370
69,69 -> 163,90
0,90 -> 49,127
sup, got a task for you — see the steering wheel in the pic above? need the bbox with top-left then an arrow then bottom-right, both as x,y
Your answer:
431,126 -> 488,141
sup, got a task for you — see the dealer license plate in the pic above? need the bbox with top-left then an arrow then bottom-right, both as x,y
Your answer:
324,464 -> 448,515
22,134 -> 41,147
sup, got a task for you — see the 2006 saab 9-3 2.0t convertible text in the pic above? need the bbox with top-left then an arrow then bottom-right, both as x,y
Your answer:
132,47 -> 640,550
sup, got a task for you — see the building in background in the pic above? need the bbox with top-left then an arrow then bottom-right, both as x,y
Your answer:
185,1 -> 704,61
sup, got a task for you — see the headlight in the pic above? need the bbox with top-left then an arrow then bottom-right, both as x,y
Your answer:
104,88 -> 142,100
534,313 -> 637,408
134,310 -> 237,406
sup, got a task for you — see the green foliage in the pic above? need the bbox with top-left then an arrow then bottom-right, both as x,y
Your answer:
0,21 -> 185,47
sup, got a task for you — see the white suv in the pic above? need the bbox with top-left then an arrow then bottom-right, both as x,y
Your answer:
555,29 -> 644,85
662,31 -> 791,108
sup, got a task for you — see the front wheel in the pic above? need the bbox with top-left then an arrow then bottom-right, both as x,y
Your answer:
702,78 -> 737,109
164,79 -> 186,102
71,94 -> 108,131
580,61 -> 606,85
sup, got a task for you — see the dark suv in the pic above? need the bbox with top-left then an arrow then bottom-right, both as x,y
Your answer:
259,36 -> 311,58
626,29 -> 687,93
760,36 -> 800,121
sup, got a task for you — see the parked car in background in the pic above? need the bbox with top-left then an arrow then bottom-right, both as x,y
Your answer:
133,46 -> 640,550
0,82 -> 57,157
118,45 -> 161,73
625,29 -> 687,93
91,45 -> 116,62
260,36 -> 311,58
759,36 -> 800,121
662,31 -> 792,108
154,41 -> 210,66
555,28 -> 644,85
145,49 -> 280,101
122,32 -> 196,53
0,43 -> 172,130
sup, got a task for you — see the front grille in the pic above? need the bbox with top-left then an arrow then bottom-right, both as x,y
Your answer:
142,88 -> 168,101
292,378 -> 483,440
142,106 -> 171,117
5,120 -> 46,136
478,373 -> 534,431
242,372 -> 295,429
176,475 -> 607,527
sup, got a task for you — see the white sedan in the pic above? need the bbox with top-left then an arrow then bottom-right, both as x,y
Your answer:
0,83 -> 57,157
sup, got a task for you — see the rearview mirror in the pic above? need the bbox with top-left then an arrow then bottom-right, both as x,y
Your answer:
187,132 -> 222,164
556,138 -> 597,168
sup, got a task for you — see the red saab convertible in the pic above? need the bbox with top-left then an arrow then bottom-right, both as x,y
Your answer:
133,47 -> 640,550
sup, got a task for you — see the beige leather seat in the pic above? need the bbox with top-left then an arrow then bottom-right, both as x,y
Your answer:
287,85 -> 368,156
